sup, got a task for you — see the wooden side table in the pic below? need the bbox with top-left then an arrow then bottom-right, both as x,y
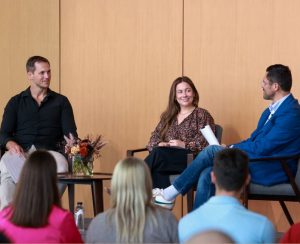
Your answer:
58,173 -> 112,216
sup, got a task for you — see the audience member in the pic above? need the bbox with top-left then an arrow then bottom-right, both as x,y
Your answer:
86,157 -> 178,243
0,55 -> 77,209
178,148 -> 275,243
0,150 -> 83,243
0,232 -> 10,243
186,230 -> 234,244
153,64 -> 300,210
280,222 -> 300,243
146,76 -> 215,193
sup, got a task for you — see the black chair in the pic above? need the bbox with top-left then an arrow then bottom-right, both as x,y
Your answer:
242,154 -> 300,225
127,124 -> 223,213
0,146 -> 5,158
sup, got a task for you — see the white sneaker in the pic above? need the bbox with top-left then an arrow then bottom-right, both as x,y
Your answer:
152,188 -> 175,210
152,188 -> 163,196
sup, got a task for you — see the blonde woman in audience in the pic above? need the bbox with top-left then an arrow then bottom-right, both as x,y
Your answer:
0,150 -> 83,243
86,157 -> 178,243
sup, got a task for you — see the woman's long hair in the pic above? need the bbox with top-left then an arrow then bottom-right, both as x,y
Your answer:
159,76 -> 199,140
109,157 -> 157,243
10,150 -> 61,227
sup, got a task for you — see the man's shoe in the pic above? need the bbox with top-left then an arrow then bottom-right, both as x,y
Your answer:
152,188 -> 175,210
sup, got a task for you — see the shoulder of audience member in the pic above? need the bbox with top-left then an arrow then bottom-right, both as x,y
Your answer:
153,206 -> 178,222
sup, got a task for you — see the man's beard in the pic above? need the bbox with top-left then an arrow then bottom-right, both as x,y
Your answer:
263,91 -> 274,100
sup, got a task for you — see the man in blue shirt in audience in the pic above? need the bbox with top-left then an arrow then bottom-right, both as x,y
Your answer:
178,148 -> 275,243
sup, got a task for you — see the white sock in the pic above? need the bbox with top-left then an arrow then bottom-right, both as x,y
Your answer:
163,185 -> 179,201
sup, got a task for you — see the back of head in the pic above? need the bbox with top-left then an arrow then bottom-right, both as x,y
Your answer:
26,55 -> 50,73
266,64 -> 292,92
11,150 -> 60,227
186,230 -> 235,244
213,148 -> 248,191
110,157 -> 154,243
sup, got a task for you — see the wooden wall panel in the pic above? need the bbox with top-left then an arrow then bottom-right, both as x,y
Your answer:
0,0 -> 60,113
61,0 -> 183,217
184,0 -> 300,232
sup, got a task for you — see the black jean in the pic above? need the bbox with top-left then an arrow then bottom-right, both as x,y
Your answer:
145,146 -> 191,188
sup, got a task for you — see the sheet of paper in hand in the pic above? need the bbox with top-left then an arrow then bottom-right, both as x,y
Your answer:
200,125 -> 220,146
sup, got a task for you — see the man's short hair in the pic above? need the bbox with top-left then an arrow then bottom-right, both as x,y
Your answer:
26,56 -> 50,73
213,148 -> 248,191
266,64 -> 292,92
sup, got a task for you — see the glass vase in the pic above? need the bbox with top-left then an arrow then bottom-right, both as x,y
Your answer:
72,156 -> 93,176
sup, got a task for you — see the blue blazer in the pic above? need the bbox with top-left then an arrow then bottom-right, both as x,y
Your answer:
234,94 -> 300,186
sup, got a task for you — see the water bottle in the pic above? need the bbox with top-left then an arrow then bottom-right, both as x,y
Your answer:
74,202 -> 84,233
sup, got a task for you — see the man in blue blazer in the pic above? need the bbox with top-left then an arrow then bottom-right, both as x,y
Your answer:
152,64 -> 300,210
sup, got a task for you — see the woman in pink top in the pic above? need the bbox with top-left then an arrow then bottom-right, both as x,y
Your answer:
0,150 -> 83,243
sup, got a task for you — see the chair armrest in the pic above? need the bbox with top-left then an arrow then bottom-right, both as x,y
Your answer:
249,153 -> 300,198
187,153 -> 194,164
127,147 -> 148,157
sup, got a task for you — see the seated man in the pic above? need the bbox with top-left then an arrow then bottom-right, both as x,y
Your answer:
153,64 -> 300,209
178,148 -> 275,243
0,56 -> 77,209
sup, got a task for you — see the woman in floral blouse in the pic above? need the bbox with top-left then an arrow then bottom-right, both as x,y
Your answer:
145,76 -> 215,188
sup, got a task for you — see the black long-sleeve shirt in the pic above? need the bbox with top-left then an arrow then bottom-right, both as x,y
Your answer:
0,87 -> 77,151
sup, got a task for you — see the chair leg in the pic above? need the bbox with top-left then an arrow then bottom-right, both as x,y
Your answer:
279,201 -> 294,225
187,189 -> 194,212
181,196 -> 184,217
242,185 -> 249,208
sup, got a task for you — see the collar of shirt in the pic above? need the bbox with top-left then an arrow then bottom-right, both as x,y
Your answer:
268,93 -> 291,115
21,87 -> 54,100
208,195 -> 241,206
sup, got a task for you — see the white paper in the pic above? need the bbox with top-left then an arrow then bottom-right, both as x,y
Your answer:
200,125 -> 220,146
2,145 -> 36,183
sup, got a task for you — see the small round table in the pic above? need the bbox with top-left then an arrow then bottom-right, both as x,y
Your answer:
58,172 -> 112,216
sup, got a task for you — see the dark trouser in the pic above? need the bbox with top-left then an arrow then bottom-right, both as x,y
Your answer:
145,147 -> 191,188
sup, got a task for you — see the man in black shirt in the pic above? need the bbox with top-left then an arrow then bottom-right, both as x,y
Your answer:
0,56 -> 77,209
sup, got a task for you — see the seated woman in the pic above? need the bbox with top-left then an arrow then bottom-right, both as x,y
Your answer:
146,76 -> 215,188
86,157 -> 178,243
0,150 -> 83,243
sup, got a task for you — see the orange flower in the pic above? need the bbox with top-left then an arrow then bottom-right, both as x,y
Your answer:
79,144 -> 88,157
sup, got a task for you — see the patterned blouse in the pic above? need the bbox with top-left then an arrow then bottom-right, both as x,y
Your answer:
147,107 -> 215,153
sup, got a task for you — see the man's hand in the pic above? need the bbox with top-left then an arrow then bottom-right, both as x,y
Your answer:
169,139 -> 185,148
6,141 -> 24,155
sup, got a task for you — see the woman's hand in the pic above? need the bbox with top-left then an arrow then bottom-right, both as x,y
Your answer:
158,142 -> 170,147
169,139 -> 185,148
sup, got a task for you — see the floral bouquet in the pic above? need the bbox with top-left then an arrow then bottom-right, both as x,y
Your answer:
64,134 -> 107,176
